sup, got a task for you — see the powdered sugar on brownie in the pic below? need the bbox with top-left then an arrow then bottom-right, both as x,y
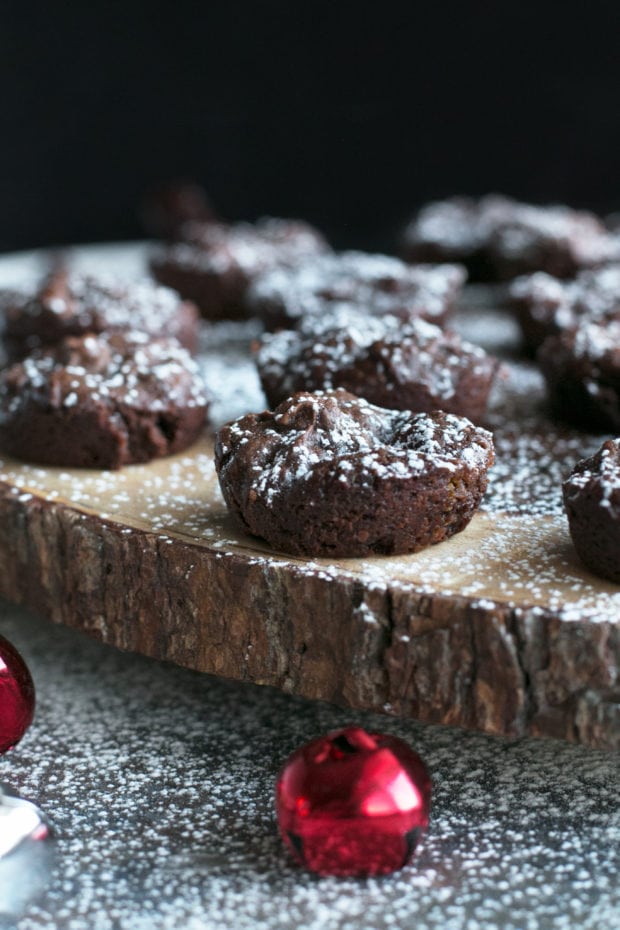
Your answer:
246,250 -> 466,329
150,217 -> 330,321
257,312 -> 498,421
493,208 -> 620,277
509,265 -> 620,349
155,218 -> 329,275
222,391 -> 491,491
215,389 -> 494,557
565,317 -> 620,360
402,194 -> 620,280
402,195 -> 500,258
562,439 -> 620,581
564,439 -> 620,507
3,330 -> 208,410
0,330 -> 210,468
535,318 -> 620,431
0,268 -> 200,359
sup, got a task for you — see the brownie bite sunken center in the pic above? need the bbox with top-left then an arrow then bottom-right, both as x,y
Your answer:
215,389 -> 494,558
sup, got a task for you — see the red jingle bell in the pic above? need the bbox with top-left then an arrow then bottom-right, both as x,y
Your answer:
0,634 -> 35,754
276,726 -> 431,877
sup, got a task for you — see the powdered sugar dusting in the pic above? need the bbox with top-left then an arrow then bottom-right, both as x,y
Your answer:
569,318 -> 620,361
219,391 -> 493,513
0,330 -> 209,418
246,250 -> 466,327
1,602 -> 619,930
0,266 -> 198,357
0,244 -> 619,618
510,265 -> 620,331
563,439 -> 620,519
152,217 -> 329,277
257,313 -> 495,411
403,194 -> 620,274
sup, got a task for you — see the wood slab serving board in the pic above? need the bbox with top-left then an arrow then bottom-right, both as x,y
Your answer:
0,245 -> 618,749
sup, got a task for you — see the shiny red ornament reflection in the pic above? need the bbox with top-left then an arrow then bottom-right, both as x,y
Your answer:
276,726 -> 431,877
0,634 -> 35,754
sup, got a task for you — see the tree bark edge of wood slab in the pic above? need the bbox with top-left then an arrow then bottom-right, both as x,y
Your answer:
0,482 -> 618,750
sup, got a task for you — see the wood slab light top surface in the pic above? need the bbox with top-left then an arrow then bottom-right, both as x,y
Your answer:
1,437 -> 618,614
0,244 -> 618,749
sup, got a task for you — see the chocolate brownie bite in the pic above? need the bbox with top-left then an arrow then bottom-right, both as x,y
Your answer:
400,195 -> 502,279
246,251 -> 466,331
256,312 -> 499,422
214,389 -> 494,558
487,200 -> 620,280
0,268 -> 200,362
563,439 -> 620,583
0,331 -> 209,469
150,217 -> 330,321
538,319 -> 620,431
509,266 -> 620,353
402,194 -> 620,281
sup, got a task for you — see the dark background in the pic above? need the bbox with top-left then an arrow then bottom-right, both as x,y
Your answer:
1,1 -> 620,252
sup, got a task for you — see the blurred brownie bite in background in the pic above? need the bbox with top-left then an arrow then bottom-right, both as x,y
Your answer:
0,267 -> 200,361
150,217 -> 330,321
509,265 -> 620,353
538,318 -> 620,431
246,250 -> 466,331
402,194 -> 620,281
141,180 -> 218,240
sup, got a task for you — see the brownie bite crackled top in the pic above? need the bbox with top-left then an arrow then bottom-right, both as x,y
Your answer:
509,265 -> 620,352
402,195 -> 620,281
537,319 -> 620,432
563,439 -> 620,583
0,331 -> 210,469
0,268 -> 200,362
150,217 -> 330,321
214,389 -> 494,558
256,311 -> 499,423
246,250 -> 466,331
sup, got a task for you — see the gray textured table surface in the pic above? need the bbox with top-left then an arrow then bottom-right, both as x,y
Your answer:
0,599 -> 618,930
